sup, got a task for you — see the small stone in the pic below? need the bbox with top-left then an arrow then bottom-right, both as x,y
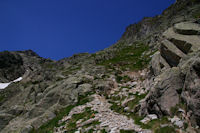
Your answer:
170,116 -> 184,128
130,82 -> 137,87
147,114 -> 158,120
174,120 -> 184,128
122,88 -> 128,92
124,107 -> 130,111
97,130 -> 101,133
178,108 -> 185,113
76,119 -> 83,125
140,117 -> 150,124
160,124 -> 169,128
170,116 -> 180,123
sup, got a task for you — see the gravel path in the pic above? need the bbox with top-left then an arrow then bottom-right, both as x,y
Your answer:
55,94 -> 150,133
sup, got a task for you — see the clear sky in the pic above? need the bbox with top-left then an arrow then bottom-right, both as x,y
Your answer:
0,0 -> 175,60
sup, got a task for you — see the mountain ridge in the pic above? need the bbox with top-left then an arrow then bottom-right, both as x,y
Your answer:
0,0 -> 200,132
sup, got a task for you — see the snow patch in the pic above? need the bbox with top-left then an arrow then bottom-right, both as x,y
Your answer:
13,77 -> 23,83
0,83 -> 11,90
0,77 -> 23,90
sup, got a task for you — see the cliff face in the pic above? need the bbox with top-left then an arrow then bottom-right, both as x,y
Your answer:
120,0 -> 200,47
0,0 -> 200,133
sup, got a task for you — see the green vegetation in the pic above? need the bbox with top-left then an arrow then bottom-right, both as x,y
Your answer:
109,101 -> 124,114
136,117 -> 169,129
87,129 -> 95,133
83,120 -> 100,129
193,10 -> 200,19
115,74 -> 131,83
126,93 -> 147,110
100,129 -> 108,133
109,92 -> 148,117
126,113 -> 171,131
62,65 -> 81,75
0,94 -> 5,102
108,91 -> 173,131
65,107 -> 98,131
30,105 -> 74,133
184,122 -> 188,129
120,129 -> 136,133
42,62 -> 56,69
170,101 -> 186,116
155,126 -> 176,133
31,92 -> 93,133
99,42 -> 152,71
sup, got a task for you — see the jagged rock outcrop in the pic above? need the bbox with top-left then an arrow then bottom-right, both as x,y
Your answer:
151,21 -> 200,75
120,0 -> 200,48
139,21 -> 200,130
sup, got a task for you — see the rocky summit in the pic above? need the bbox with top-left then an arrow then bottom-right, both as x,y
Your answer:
0,0 -> 200,133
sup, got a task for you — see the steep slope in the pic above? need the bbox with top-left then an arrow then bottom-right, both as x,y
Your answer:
0,0 -> 200,133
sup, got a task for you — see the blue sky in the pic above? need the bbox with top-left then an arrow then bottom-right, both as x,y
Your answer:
0,0 -> 175,60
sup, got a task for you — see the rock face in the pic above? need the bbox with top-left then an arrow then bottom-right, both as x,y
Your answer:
180,53 -> 200,127
0,51 -> 25,82
151,21 -> 200,75
0,49 -> 112,132
120,0 -> 200,47
139,21 -> 200,129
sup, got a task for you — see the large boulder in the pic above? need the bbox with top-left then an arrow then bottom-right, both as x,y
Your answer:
174,22 -> 200,35
139,67 -> 184,117
160,39 -> 186,67
163,27 -> 200,54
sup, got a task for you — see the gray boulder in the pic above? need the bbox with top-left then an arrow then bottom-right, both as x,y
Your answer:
140,67 -> 184,117
174,22 -> 200,35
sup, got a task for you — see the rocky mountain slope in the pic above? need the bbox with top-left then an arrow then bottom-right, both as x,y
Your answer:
0,0 -> 200,133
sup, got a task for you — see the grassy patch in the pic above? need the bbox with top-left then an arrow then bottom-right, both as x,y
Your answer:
108,91 -> 172,131
100,129 -> 108,133
193,11 -> 200,19
120,129 -> 136,133
141,117 -> 169,129
115,75 -> 131,83
98,42 -> 151,71
109,93 -> 147,115
0,94 -> 5,102
30,105 -> 74,133
65,107 -> 98,131
128,114 -> 170,130
62,65 -> 81,75
126,93 -> 147,110
82,120 -> 101,129
110,101 -> 125,114
170,101 -> 186,116
155,126 -> 176,133
31,92 -> 93,133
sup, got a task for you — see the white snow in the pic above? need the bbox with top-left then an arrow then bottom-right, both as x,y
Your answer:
13,77 -> 23,83
0,77 -> 23,90
0,83 -> 11,90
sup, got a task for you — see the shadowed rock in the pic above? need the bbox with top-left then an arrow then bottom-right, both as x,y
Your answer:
174,22 -> 200,35
163,27 -> 200,54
